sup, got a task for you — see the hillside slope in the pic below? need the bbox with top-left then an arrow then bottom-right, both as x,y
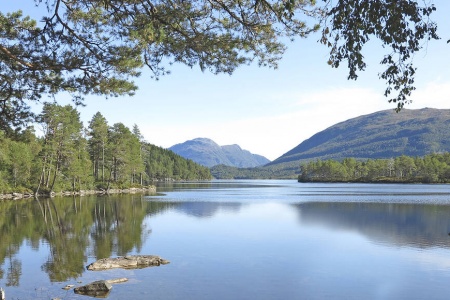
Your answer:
268,108 -> 450,168
169,138 -> 270,168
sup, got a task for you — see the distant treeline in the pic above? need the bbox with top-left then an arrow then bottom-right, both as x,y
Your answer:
0,103 -> 211,195
299,154 -> 450,183
210,164 -> 298,179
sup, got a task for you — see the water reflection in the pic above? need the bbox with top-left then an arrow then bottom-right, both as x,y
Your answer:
155,180 -> 284,193
174,202 -> 242,218
3,181 -> 450,299
294,202 -> 450,248
0,195 -> 177,283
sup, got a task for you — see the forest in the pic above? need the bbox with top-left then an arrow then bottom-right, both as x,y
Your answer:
298,154 -> 450,183
0,103 -> 211,195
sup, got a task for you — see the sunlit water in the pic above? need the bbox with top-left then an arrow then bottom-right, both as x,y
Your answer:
2,180 -> 450,299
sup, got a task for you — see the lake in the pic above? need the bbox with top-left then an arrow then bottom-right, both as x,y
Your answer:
2,180 -> 450,299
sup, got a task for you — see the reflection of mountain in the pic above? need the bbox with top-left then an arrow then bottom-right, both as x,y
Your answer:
293,202 -> 450,248
174,202 -> 242,218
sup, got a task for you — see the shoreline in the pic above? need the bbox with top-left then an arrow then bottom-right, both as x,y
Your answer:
0,186 -> 157,200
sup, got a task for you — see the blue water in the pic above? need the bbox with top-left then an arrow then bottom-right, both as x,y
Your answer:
3,180 -> 450,299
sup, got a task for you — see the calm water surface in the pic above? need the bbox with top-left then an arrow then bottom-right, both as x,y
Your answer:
2,180 -> 450,299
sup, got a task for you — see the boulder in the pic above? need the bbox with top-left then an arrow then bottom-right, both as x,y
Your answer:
74,280 -> 112,297
87,255 -> 170,271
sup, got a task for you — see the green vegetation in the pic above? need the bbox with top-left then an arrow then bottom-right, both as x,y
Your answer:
210,164 -> 299,179
144,143 -> 212,182
299,154 -> 450,183
0,103 -> 211,195
321,1 -> 438,110
0,1 -> 439,128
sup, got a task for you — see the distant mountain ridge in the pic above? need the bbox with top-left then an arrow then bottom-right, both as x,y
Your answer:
268,108 -> 450,168
169,138 -> 270,168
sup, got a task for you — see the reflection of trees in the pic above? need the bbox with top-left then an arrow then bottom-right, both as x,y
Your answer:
91,195 -> 153,257
0,195 -> 177,283
36,197 -> 90,282
5,244 -> 22,287
293,202 -> 450,248
155,182 -> 213,193
6,259 -> 21,287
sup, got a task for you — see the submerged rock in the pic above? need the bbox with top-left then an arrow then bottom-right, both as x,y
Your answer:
74,280 -> 112,297
62,284 -> 75,290
105,278 -> 128,284
87,255 -> 170,271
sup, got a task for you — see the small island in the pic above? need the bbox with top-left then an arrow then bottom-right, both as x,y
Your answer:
298,154 -> 450,184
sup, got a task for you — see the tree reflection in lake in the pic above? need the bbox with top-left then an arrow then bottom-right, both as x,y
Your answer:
294,202 -> 450,248
3,182 -> 450,300
0,195 -> 177,283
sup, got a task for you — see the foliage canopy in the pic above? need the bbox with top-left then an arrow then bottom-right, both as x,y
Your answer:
0,104 -> 211,195
299,154 -> 450,183
0,0 -> 440,129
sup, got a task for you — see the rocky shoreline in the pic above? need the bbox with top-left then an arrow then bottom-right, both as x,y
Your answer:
0,186 -> 157,200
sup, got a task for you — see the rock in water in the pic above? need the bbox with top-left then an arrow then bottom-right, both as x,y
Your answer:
105,278 -> 128,284
86,255 -> 170,271
74,280 -> 112,297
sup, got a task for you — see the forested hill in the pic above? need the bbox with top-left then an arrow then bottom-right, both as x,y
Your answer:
268,108 -> 450,168
169,138 -> 270,168
0,104 -> 211,195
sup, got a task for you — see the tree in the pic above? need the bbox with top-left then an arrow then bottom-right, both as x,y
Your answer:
320,0 -> 439,111
88,112 -> 109,183
0,0 -> 319,129
132,124 -> 145,184
0,1 -> 440,129
394,155 -> 416,178
8,140 -> 33,189
36,103 -> 84,194
64,131 -> 92,191
106,123 -> 144,186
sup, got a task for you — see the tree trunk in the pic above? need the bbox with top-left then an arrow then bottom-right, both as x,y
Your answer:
102,143 -> 105,183
106,167 -> 113,193
35,165 -> 46,197
49,165 -> 58,192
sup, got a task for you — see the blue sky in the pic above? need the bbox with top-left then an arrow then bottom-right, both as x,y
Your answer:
5,2 -> 450,160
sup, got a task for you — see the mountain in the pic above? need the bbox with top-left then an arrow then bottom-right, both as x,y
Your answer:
221,144 -> 270,167
268,108 -> 450,168
169,138 -> 271,168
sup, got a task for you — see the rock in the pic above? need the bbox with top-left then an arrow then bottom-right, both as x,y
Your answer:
12,193 -> 23,199
87,255 -> 170,271
1,287 -> 5,300
62,284 -> 75,290
73,280 -> 112,297
105,278 -> 128,284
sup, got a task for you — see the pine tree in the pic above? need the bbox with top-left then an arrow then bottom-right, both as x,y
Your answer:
88,112 -> 109,184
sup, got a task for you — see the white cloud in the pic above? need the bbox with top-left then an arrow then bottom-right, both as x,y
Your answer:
410,80 -> 450,109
